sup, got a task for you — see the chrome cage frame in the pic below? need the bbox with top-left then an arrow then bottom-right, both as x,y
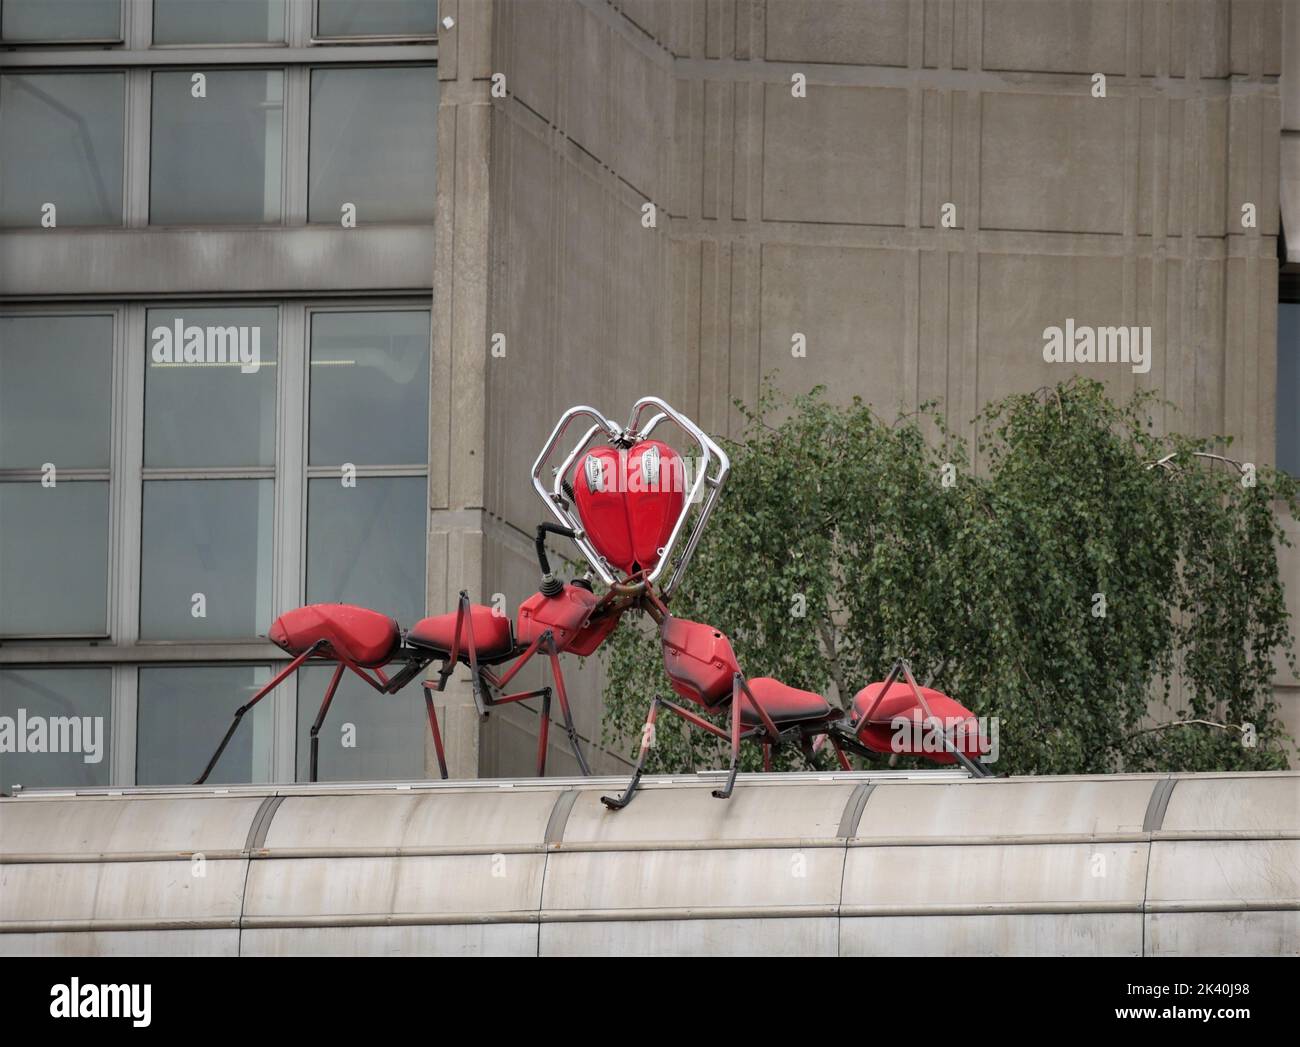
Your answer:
530,397 -> 730,597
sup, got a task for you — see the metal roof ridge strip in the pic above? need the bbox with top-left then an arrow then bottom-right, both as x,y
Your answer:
1143,899 -> 1300,914
1,850 -> 250,865
1142,776 -> 1177,832
37,903 -> 1289,937
846,832 -> 1158,848
23,829 -> 1294,865
245,844 -> 552,859
242,794 -> 285,855
0,768 -> 972,800
0,919 -> 241,935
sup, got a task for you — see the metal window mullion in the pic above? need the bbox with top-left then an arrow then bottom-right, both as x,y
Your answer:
287,0 -> 313,49
0,45 -> 438,67
140,468 -> 276,480
104,303 -> 127,641
271,302 -> 307,781
303,464 -> 430,478
109,662 -> 137,785
125,0 -> 152,50
116,304 -> 146,648
123,67 -> 152,227
284,64 -> 309,224
0,469 -> 110,481
109,301 -> 146,784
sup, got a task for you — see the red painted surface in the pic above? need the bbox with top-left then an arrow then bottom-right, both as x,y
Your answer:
268,604 -> 401,668
572,440 -> 685,576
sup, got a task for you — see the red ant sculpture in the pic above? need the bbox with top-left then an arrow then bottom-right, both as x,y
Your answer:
195,397 -> 991,800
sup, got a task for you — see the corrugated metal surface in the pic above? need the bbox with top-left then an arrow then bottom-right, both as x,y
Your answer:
1,770 -> 1295,956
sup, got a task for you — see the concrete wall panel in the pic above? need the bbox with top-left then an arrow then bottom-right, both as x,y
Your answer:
976,252 -> 1128,408
764,0 -> 910,67
979,93 -> 1127,235
760,242 -> 909,409
981,0 -> 1129,75
763,84 -> 909,225
481,0 -> 1287,778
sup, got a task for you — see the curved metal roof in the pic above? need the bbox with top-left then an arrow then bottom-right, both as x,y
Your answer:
1,770 -> 1296,955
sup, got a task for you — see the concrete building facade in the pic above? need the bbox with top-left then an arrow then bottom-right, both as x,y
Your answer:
1,0 -> 1297,787
479,0 -> 1299,774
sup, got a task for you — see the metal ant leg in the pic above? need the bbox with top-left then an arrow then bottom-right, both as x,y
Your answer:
195,639 -> 326,784
546,634 -> 592,776
712,690 -> 743,800
601,696 -> 661,810
535,688 -> 552,777
421,684 -> 449,780
308,664 -> 346,783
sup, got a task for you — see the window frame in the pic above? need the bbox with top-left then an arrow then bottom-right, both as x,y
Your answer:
311,0 -> 439,44
0,2 -> 438,791
146,65 -> 291,227
0,663 -> 116,792
2,59 -> 437,231
149,0 -> 290,48
0,296 -> 433,785
0,304 -> 124,640
0,0 -> 126,47
1277,275 -> 1300,479
304,61 -> 439,227
134,659 -> 275,785
0,68 -> 131,230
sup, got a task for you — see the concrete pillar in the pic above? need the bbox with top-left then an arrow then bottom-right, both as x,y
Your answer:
428,0 -> 496,777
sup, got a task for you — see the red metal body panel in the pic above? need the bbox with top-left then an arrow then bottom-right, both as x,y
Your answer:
624,440 -> 686,572
852,680 -> 983,761
267,604 -> 401,668
741,677 -> 832,725
572,440 -> 685,576
572,446 -> 633,572
659,617 -> 742,708
516,584 -> 599,651
408,604 -> 515,662
564,605 -> 623,656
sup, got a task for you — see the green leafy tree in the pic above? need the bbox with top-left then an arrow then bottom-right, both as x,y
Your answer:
599,378 -> 1297,776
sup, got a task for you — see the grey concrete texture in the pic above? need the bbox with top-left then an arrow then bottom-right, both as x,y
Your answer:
466,0 -> 1294,775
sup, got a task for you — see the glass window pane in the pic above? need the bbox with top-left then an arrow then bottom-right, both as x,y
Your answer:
317,0 -> 438,37
0,315 -> 113,469
308,67 -> 436,224
145,306 -> 278,468
0,482 -> 109,636
309,310 -> 430,465
0,668 -> 112,791
1279,303 -> 1300,477
153,0 -> 285,44
0,73 -> 124,228
296,663 -> 427,781
306,476 -> 426,626
150,69 -> 283,225
139,479 -> 274,640
137,665 -> 272,785
1,0 -> 121,41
